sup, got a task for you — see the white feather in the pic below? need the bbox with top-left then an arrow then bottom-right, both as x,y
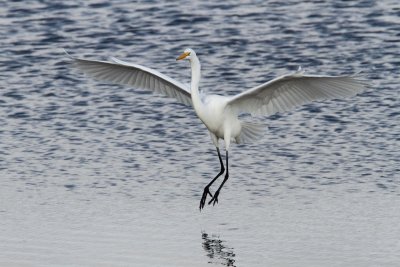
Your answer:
71,56 -> 192,106
227,70 -> 367,116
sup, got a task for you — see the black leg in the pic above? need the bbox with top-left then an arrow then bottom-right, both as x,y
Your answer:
199,148 -> 225,210
209,151 -> 229,206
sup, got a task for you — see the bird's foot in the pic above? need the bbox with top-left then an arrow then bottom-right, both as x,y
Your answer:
199,186 -> 213,210
208,190 -> 220,206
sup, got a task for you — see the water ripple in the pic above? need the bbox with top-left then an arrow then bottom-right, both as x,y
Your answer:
0,1 -> 399,266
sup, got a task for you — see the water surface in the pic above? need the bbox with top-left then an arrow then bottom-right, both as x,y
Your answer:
0,0 -> 399,266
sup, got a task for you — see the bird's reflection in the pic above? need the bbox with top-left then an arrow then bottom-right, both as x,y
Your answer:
201,232 -> 236,267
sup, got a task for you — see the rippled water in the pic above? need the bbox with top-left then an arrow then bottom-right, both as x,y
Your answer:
1,0 -> 399,266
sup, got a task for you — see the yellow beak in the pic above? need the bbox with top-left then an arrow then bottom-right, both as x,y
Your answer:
176,51 -> 190,61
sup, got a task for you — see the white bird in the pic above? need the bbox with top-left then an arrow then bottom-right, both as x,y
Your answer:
70,48 -> 367,210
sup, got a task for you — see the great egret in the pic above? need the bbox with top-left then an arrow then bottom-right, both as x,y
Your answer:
70,48 -> 366,210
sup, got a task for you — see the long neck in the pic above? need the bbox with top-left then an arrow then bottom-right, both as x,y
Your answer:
189,55 -> 203,111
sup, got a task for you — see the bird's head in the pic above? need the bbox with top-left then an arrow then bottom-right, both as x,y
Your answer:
176,48 -> 195,61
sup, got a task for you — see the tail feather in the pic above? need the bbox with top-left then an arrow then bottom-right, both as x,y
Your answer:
236,121 -> 265,144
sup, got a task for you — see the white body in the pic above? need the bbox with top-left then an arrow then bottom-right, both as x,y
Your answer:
199,95 -> 241,147
188,54 -> 241,149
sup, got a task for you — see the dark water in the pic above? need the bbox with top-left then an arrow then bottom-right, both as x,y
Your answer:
1,1 -> 399,266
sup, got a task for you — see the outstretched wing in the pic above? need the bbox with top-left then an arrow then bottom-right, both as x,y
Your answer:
71,55 -> 192,106
227,70 -> 367,116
